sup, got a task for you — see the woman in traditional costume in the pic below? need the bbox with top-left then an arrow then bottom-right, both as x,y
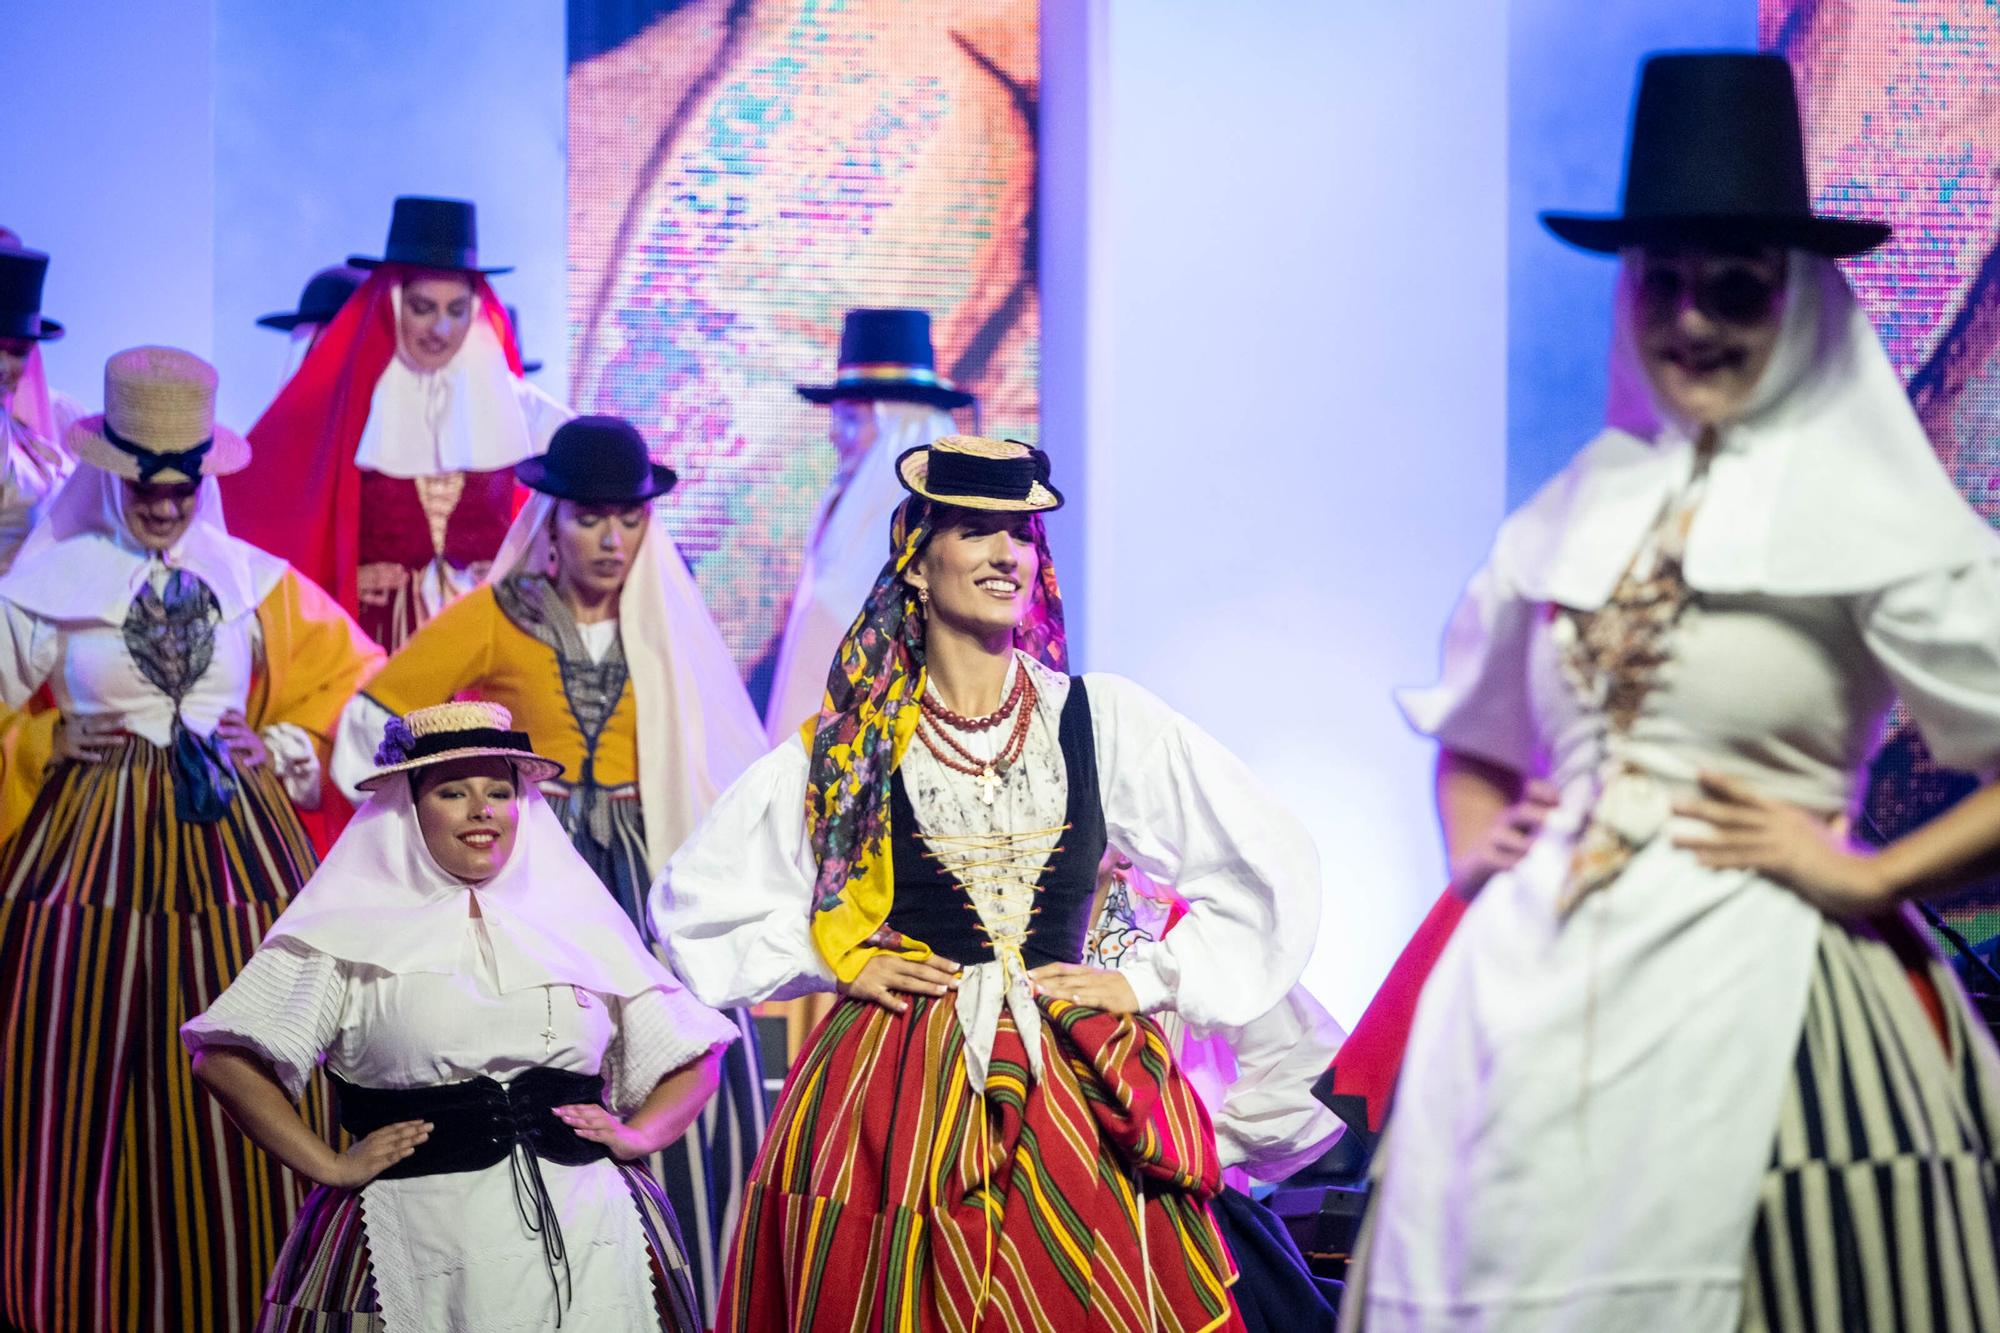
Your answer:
224,195 -> 570,651
0,347 -> 381,1333
330,414 -> 769,1316
185,701 -> 735,1331
657,434 -> 1323,1330
1346,54 -> 2000,1332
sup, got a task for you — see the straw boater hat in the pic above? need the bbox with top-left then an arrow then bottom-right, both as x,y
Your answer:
897,434 -> 1063,512
67,347 -> 252,483
357,700 -> 564,791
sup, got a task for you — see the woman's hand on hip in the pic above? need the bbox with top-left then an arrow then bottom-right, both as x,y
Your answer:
215,710 -> 270,768
53,713 -> 123,764
838,953 -> 962,1013
317,1119 -> 432,1189
1027,962 -> 1141,1014
554,1103 -> 654,1161
1674,770 -> 1894,918
1451,779 -> 1560,900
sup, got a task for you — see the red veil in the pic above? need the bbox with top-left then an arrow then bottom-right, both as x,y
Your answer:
222,266 -> 525,620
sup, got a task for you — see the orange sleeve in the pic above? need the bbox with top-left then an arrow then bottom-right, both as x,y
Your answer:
359,585 -> 498,716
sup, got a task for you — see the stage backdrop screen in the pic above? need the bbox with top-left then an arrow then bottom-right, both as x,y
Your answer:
1763,4 -> 2000,952
567,0 -> 1040,703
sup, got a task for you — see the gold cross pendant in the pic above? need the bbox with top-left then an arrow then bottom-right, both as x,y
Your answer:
976,767 -> 1002,806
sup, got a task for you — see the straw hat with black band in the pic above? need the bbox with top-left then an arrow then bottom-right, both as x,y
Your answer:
357,700 -> 564,791
896,434 -> 1062,512
67,346 -> 251,484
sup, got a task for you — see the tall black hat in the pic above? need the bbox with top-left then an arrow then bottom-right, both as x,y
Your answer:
515,415 -> 677,504
1541,52 -> 1890,257
349,196 -> 513,275
256,265 -> 368,331
796,308 -> 975,409
0,248 -> 63,342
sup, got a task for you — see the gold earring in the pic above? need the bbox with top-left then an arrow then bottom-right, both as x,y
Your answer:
917,586 -> 930,607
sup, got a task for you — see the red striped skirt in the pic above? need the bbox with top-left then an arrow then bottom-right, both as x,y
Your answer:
0,741 -> 327,1333
718,993 -> 1245,1331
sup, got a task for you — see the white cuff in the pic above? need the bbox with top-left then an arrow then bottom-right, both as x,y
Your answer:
262,722 -> 323,810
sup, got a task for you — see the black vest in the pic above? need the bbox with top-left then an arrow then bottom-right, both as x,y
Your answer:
883,676 -> 1106,968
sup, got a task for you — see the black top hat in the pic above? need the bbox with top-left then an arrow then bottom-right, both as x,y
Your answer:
796,308 -> 975,409
349,196 -> 513,275
0,248 -> 63,342
1542,52 -> 1890,258
515,415 -> 677,504
257,264 -> 368,331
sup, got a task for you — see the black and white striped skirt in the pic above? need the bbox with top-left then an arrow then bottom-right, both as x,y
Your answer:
1744,917 -> 2000,1332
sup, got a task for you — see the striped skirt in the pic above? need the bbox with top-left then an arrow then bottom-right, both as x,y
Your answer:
250,1162 -> 702,1331
718,992 -> 1244,1331
1742,919 -> 2000,1332
547,781 -> 770,1323
0,740 -> 326,1333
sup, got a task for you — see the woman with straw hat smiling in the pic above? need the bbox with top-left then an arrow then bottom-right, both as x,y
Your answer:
328,413 -> 769,1319
185,701 -> 733,1331
655,435 -> 1322,1330
0,346 -> 382,1333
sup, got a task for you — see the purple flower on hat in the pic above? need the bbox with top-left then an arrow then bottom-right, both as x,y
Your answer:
375,717 -> 415,766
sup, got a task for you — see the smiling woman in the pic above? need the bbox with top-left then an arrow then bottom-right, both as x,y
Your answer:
329,414 -> 771,1311
656,435 -> 1323,1331
182,701 -> 734,1331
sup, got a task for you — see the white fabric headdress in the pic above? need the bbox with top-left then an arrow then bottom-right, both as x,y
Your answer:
763,399 -> 955,743
1496,252 -> 1998,609
264,772 -> 679,998
0,462 -> 284,625
489,492 -> 766,877
352,283 -> 541,477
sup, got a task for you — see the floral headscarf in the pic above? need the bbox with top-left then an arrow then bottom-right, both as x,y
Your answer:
804,495 -> 1066,982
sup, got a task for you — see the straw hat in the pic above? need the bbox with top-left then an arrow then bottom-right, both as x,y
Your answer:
896,435 -> 1063,512
356,700 -> 565,791
66,347 -> 251,483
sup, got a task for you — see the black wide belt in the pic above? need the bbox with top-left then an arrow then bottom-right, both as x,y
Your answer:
328,1066 -> 611,1324
329,1065 -> 610,1179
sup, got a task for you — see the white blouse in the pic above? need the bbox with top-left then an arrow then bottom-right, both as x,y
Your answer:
655,654 -> 1324,1090
1088,876 -> 1345,1188
184,923 -> 737,1333
1368,548 -> 2000,1331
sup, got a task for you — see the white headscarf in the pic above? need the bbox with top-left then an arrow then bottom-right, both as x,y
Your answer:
0,462 -> 285,625
352,283 -> 542,477
490,492 -> 766,878
266,774 -> 678,997
1496,252 -> 1999,608
763,399 -> 956,743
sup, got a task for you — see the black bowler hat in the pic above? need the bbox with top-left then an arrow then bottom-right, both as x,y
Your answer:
1542,52 -> 1890,258
0,248 -> 63,342
796,308 -> 974,409
349,196 -> 512,275
256,264 -> 367,331
515,415 -> 677,504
